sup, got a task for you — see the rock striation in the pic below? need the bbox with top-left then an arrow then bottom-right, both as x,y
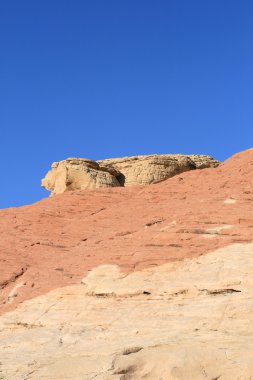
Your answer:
0,148 -> 253,379
41,153 -> 220,195
1,243 -> 253,379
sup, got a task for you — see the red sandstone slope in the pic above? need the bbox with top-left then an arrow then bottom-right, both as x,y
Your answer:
1,148 -> 253,314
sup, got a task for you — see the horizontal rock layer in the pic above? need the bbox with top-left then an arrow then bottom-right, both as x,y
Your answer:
41,153 -> 220,195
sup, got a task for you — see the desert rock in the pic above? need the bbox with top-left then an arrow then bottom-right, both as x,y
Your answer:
1,243 -> 253,379
41,158 -> 120,195
42,153 -> 220,194
0,148 -> 253,379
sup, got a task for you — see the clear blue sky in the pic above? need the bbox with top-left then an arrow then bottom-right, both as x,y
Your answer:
1,1 -> 252,208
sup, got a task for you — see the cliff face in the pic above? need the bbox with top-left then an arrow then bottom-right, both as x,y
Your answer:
1,148 -> 253,379
41,153 -> 220,195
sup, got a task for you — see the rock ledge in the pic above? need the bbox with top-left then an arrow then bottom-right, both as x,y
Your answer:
42,153 -> 220,195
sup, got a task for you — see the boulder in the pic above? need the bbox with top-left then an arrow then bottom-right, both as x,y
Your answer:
42,154 -> 220,195
41,158 -> 120,195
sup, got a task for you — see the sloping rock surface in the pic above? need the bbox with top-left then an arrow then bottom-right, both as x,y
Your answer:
0,148 -> 253,379
1,243 -> 253,379
42,154 -> 220,194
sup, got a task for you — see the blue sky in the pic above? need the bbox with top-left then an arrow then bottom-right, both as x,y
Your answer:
1,0 -> 252,208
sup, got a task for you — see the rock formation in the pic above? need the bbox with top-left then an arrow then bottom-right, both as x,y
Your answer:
1,244 -> 253,379
42,153 -> 220,195
0,148 -> 253,379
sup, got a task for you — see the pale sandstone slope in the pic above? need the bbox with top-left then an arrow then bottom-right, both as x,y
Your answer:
1,243 -> 253,379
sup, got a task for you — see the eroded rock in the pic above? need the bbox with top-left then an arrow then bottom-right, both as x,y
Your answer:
42,154 -> 220,195
1,243 -> 253,379
41,158 -> 120,195
1,148 -> 253,379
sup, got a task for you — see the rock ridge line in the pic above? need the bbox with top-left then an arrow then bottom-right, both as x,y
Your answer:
42,153 -> 220,195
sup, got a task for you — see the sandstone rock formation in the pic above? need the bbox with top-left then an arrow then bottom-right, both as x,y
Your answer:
42,153 -> 220,195
0,148 -> 253,379
1,243 -> 253,379
41,158 -> 120,195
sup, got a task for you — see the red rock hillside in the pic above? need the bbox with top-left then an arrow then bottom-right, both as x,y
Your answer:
1,148 -> 253,315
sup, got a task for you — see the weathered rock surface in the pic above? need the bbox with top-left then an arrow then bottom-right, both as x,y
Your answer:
42,153 -> 220,194
1,243 -> 253,379
1,149 -> 253,315
41,158 -> 120,195
0,148 -> 253,379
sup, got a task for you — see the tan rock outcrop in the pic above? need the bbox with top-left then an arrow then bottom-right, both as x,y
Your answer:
42,154 -> 220,194
41,158 -> 120,195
